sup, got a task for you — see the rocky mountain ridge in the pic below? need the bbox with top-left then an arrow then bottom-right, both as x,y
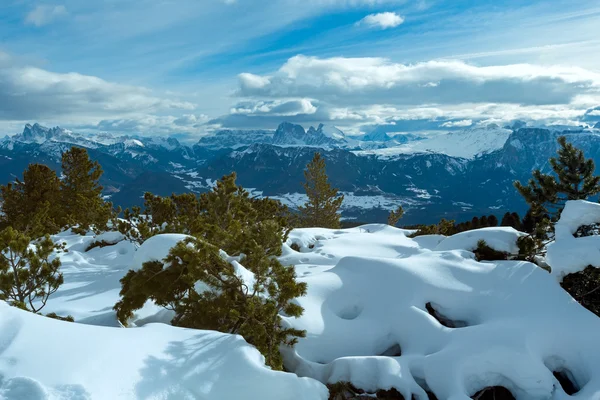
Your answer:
2,122 -> 600,224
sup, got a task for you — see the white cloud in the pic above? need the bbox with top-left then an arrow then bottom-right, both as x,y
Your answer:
357,12 -> 405,29
230,99 -> 317,116
237,55 -> 600,106
25,5 -> 68,27
440,119 -> 473,128
174,114 -> 210,126
0,63 -> 195,121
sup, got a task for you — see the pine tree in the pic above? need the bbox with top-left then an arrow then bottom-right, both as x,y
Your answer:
60,147 -> 113,233
114,174 -> 304,370
387,206 -> 404,227
480,215 -> 489,227
515,136 -> 600,219
0,164 -> 61,237
500,212 -> 522,230
0,227 -> 65,313
298,153 -> 344,228
488,215 -> 498,227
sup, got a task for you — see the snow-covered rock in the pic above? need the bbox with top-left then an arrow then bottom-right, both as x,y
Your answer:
130,233 -> 191,271
281,225 -> 600,399
435,227 -> 526,254
547,200 -> 600,278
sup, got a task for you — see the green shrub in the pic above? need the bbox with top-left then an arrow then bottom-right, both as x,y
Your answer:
114,173 -> 306,370
0,227 -> 66,313
473,239 -> 509,262
46,312 -> 75,322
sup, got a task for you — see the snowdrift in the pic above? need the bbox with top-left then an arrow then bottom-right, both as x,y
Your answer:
0,302 -> 326,400
283,225 -> 600,399
2,217 -> 600,399
547,200 -> 600,279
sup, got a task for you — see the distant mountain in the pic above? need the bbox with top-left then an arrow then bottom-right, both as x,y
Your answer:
355,124 -> 513,160
362,129 -> 392,142
196,129 -> 273,150
3,122 -> 600,224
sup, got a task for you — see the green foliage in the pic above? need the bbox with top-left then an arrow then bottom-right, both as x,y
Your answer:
561,266 -> 600,318
500,212 -> 522,230
118,173 -> 292,250
299,153 -> 344,229
116,205 -> 157,246
513,137 -> 598,259
46,312 -> 75,322
473,239 -> 509,262
0,164 -> 62,238
114,174 -> 305,370
0,227 -> 66,313
387,206 -> 404,227
410,218 -> 457,237
514,136 -> 600,221
411,213 -> 508,238
61,147 -> 113,234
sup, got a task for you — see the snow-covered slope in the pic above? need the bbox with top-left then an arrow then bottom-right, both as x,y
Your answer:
0,302 -> 326,400
282,225 -> 600,399
355,125 -> 513,160
3,223 -> 600,399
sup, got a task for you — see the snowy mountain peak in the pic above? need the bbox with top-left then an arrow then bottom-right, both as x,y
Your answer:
272,122 -> 307,146
20,123 -> 72,143
308,123 -> 346,141
355,124 -> 513,160
362,129 -> 392,142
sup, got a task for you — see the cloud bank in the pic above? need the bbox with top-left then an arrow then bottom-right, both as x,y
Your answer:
217,55 -> 600,132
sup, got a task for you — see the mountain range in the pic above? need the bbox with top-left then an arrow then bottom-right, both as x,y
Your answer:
2,121 -> 600,225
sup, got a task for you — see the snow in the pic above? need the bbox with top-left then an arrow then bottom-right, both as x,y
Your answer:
547,200 -> 600,278
281,225 -> 600,399
3,222 -> 600,399
434,227 -> 527,254
354,126 -> 513,160
130,233 -> 191,271
269,191 -> 420,212
0,302 -> 326,400
320,124 -> 346,141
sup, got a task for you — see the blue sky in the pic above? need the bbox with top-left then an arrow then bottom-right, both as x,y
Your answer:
0,0 -> 599,137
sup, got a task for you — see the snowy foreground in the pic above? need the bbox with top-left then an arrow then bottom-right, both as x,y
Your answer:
2,203 -> 600,399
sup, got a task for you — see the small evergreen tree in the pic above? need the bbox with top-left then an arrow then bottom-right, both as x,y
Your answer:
114,174 -> 304,370
515,136 -> 600,220
500,212 -> 522,230
61,147 -> 113,234
387,206 -> 404,227
409,218 -> 457,237
0,227 -> 65,313
298,153 -> 344,228
473,239 -> 509,261
488,215 -> 499,227
0,164 -> 61,237
480,215 -> 489,227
